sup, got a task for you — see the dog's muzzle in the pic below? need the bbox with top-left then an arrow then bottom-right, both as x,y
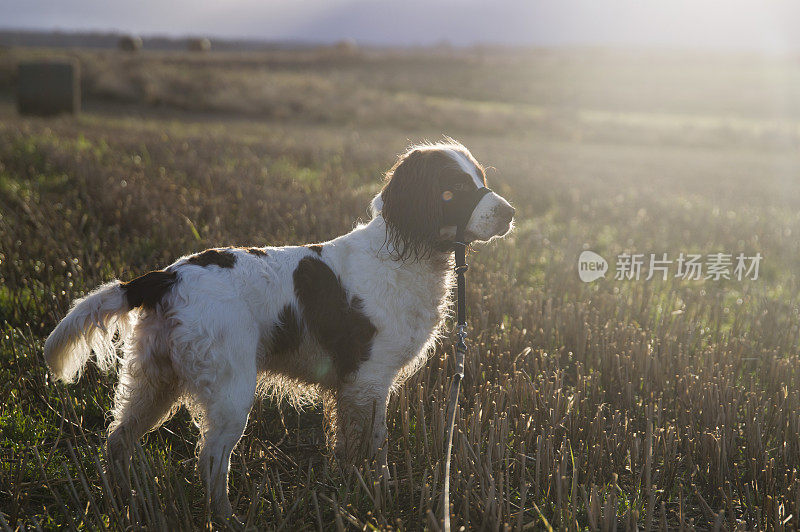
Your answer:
441,186 -> 492,242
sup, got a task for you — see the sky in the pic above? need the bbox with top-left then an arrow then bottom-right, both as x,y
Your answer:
2,0 -> 800,52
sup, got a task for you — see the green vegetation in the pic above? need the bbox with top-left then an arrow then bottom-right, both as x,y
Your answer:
1,46 -> 799,530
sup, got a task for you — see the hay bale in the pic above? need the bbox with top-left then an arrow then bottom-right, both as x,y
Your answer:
188,38 -> 211,52
333,38 -> 359,55
17,60 -> 80,116
118,35 -> 143,52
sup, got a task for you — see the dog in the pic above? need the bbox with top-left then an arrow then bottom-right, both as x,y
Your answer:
44,140 -> 514,517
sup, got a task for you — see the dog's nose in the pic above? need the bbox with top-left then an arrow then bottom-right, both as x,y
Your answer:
497,204 -> 515,224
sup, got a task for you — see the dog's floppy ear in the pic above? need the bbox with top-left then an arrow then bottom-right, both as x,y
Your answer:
380,148 -> 445,261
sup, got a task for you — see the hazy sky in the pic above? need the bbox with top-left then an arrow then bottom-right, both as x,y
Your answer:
2,0 -> 800,51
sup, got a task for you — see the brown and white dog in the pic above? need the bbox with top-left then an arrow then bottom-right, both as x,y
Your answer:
44,140 -> 514,517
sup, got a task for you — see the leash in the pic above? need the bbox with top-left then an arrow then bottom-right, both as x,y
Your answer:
441,233 -> 470,532
437,183 -> 490,531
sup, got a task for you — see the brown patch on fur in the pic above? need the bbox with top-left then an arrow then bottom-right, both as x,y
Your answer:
244,247 -> 267,256
475,163 -> 487,186
293,257 -> 377,379
305,244 -> 323,255
186,249 -> 236,268
271,305 -> 302,355
121,270 -> 178,310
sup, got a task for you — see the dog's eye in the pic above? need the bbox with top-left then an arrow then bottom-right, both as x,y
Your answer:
442,190 -> 454,201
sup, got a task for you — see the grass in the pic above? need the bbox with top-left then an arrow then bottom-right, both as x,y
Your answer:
1,46 -> 800,530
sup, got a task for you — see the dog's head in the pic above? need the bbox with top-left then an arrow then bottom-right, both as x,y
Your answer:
372,141 -> 514,261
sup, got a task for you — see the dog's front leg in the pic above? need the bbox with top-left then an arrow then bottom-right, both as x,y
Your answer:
333,378 -> 391,475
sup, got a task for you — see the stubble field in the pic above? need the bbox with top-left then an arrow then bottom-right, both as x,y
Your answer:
1,46 -> 800,530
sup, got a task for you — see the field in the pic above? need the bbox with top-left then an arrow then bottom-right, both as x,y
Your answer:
1,46 -> 800,530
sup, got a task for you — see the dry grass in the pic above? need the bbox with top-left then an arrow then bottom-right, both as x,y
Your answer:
1,47 -> 799,530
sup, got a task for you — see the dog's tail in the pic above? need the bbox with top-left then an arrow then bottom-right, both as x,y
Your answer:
44,281 -> 134,382
45,270 -> 177,383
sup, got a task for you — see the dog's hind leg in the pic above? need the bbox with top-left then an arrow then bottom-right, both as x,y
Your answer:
107,318 -> 181,479
192,336 -> 258,519
106,352 -> 181,482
